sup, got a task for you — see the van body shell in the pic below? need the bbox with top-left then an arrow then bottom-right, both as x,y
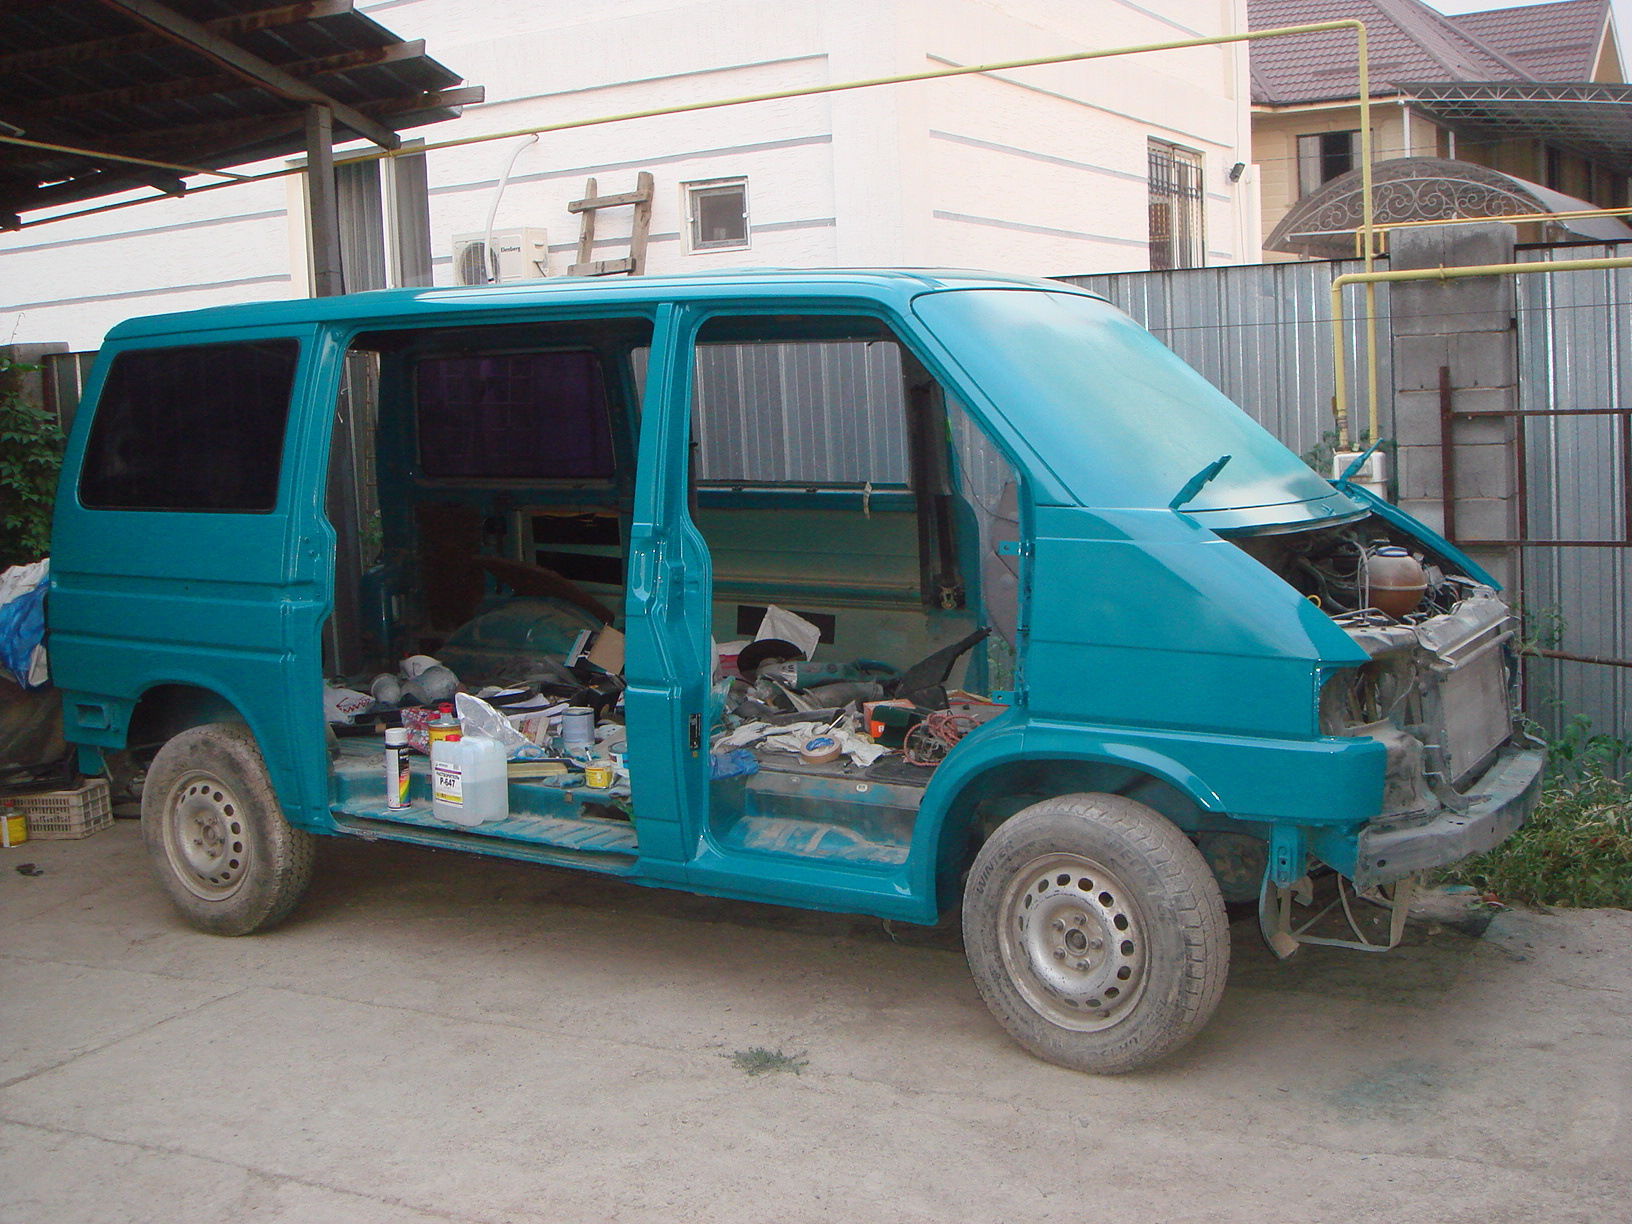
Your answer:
50,270 -> 1541,924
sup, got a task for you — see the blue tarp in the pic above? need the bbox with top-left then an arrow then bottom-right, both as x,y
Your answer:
0,560 -> 48,689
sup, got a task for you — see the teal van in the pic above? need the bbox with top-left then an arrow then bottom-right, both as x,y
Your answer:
50,270 -> 1542,1073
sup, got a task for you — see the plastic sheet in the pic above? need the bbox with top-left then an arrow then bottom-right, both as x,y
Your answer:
0,560 -> 49,689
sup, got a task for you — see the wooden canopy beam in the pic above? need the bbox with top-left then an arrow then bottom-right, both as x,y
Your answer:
2,38 -> 427,119
94,0 -> 399,149
0,0 -> 355,75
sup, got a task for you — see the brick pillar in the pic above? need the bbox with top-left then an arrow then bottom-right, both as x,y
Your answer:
1388,222 -> 1521,595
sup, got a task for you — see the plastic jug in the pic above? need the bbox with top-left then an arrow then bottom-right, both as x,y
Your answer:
430,733 -> 509,826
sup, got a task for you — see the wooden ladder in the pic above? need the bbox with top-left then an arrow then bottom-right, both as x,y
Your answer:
567,172 -> 654,276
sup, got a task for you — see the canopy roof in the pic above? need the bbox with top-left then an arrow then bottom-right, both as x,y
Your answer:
0,0 -> 481,228
1398,80 -> 1632,174
1266,155 -> 1632,257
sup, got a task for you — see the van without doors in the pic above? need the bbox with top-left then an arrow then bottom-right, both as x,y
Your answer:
50,270 -> 1543,1072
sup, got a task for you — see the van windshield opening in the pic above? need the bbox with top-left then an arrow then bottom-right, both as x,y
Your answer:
911,288 -> 1344,515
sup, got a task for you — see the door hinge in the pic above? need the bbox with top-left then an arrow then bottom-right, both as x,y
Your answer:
997,539 -> 1030,557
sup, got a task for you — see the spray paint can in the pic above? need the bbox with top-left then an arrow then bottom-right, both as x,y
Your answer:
384,727 -> 411,810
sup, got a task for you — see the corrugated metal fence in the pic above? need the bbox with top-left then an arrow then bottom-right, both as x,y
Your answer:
1514,244 -> 1631,745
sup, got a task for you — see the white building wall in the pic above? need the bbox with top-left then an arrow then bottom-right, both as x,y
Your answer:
0,0 -> 1255,353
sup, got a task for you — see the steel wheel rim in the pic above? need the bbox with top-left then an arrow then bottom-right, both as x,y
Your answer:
997,852 -> 1149,1032
162,770 -> 251,901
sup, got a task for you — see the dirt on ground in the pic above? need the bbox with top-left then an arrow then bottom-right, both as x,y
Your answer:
2,821 -> 1629,1223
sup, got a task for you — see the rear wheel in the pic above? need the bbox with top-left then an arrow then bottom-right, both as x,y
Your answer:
141,723 -> 315,935
962,793 -> 1228,1073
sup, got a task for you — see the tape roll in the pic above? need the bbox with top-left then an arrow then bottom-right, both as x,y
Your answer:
800,734 -> 843,765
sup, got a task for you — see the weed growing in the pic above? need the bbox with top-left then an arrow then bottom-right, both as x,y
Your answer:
726,1047 -> 809,1077
1441,721 -> 1632,910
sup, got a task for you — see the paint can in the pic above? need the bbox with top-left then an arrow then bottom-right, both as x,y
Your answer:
560,706 -> 595,752
584,759 -> 615,789
1,811 -> 26,848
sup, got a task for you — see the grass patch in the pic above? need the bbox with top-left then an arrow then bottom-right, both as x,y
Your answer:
1441,726 -> 1632,909
726,1047 -> 809,1077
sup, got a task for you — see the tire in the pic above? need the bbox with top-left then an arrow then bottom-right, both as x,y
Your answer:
141,723 -> 316,936
962,793 -> 1229,1074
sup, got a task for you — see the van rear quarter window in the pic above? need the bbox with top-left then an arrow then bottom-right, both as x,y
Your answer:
415,350 -> 615,480
79,339 -> 300,512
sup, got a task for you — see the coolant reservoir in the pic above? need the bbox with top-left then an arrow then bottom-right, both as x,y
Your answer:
1365,546 -> 1427,618
431,733 -> 509,826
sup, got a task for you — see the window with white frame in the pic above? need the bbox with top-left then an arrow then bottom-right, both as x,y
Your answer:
685,179 -> 749,251
1147,140 -> 1204,270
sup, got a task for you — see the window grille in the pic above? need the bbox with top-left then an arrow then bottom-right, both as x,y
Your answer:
1148,141 -> 1204,270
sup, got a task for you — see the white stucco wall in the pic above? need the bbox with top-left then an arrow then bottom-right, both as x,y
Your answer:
0,0 -> 1255,352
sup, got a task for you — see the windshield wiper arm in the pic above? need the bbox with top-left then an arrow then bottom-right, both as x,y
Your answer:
1169,454 -> 1232,511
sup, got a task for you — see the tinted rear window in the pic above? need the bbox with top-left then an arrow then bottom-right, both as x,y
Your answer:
79,339 -> 300,512
415,350 -> 615,480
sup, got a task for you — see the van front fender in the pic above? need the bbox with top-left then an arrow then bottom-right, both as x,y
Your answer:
911,713 -> 1386,914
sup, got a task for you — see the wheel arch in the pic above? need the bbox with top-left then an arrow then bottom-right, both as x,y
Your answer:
126,683 -> 250,760
918,727 -> 1226,914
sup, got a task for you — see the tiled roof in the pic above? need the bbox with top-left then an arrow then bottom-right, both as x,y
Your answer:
1249,0 -> 1535,104
1448,0 -> 1610,82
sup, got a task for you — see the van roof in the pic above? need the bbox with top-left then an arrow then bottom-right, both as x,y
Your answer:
105,267 -> 1103,341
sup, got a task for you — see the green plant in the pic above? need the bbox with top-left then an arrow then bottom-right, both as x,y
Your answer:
1440,723 -> 1632,910
1517,603 -> 1566,654
726,1047 -> 808,1077
1301,428 -> 1343,476
0,355 -> 63,569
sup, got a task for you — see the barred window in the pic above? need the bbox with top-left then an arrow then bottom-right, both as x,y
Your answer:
1148,140 -> 1204,271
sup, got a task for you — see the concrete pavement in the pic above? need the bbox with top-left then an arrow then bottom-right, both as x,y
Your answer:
3,820 -> 1629,1223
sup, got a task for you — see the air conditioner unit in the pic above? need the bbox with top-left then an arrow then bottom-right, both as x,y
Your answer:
451,228 -> 548,284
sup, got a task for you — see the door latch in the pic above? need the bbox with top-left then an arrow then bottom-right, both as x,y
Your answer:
688,712 -> 703,754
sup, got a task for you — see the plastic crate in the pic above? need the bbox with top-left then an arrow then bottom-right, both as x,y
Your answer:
3,778 -> 114,841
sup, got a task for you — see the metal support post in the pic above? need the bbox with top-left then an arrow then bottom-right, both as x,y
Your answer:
305,104 -> 344,298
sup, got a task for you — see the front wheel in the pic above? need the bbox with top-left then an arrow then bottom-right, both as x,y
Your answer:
962,793 -> 1228,1073
141,723 -> 315,936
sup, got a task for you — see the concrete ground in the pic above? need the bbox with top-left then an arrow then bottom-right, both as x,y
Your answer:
2,820 -> 1629,1224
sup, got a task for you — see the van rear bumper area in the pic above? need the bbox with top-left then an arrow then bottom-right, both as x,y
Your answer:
1352,746 -> 1545,891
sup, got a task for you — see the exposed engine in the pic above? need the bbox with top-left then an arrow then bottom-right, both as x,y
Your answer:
1236,516 -> 1518,819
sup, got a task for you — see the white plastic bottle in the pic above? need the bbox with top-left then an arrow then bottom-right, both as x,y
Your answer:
431,732 -> 508,826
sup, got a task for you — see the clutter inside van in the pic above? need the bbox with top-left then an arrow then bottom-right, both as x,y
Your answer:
317,311 -> 1027,866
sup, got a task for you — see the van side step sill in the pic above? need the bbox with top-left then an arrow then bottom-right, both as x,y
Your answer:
334,815 -> 640,876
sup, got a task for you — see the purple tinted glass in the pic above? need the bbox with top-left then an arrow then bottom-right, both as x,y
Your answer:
416,350 -> 615,479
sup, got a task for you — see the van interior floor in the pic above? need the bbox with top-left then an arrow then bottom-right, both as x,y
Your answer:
328,738 -> 641,860
327,733 -> 936,872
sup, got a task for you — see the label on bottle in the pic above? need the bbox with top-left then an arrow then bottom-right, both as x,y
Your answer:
433,761 -> 463,806
387,748 -> 411,810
